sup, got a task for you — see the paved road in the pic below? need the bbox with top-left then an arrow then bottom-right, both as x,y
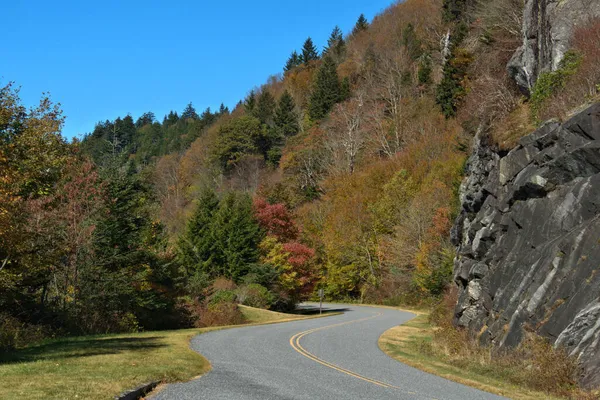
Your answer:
151,304 -> 505,400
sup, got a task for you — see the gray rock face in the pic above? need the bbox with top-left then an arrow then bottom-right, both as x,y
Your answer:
507,0 -> 600,94
453,103 -> 600,389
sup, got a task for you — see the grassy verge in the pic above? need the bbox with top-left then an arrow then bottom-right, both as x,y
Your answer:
379,313 -> 563,400
0,305 -> 333,400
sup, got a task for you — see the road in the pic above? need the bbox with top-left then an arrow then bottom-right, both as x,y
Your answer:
151,303 -> 505,400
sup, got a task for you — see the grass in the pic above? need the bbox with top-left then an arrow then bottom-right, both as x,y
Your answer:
0,305 -> 333,400
378,313 -> 564,400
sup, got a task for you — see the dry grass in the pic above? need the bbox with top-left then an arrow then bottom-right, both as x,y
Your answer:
379,291 -> 599,399
490,101 -> 537,150
379,315 -> 554,399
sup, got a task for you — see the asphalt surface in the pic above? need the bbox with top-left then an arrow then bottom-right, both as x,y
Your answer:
151,303 -> 506,400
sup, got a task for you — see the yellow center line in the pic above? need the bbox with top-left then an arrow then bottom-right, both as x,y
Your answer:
289,311 -> 402,390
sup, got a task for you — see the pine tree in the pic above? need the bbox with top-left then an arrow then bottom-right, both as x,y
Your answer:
245,90 -> 257,113
300,37 -> 319,64
284,51 -> 301,72
164,111 -> 179,128
274,90 -> 299,137
208,192 -> 263,281
135,112 -> 155,128
219,103 -> 229,115
181,102 -> 199,120
308,56 -> 342,120
352,14 -> 369,35
323,26 -> 346,61
402,23 -> 422,61
255,90 -> 276,125
201,107 -> 215,125
177,188 -> 220,276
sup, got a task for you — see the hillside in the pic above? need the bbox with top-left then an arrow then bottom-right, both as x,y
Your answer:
2,0 -> 600,394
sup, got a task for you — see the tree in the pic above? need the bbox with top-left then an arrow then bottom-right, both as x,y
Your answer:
163,111 -> 179,127
135,112 -> 155,128
402,23 -> 422,61
352,14 -> 369,35
284,51 -> 301,72
244,90 -> 257,113
255,90 -> 276,126
181,102 -> 199,120
253,197 -> 299,242
323,26 -> 346,62
1,84 -> 70,310
219,103 -> 230,115
436,48 -> 473,117
442,0 -> 473,22
274,90 -> 299,137
177,188 -> 220,276
308,56 -> 343,120
325,92 -> 368,174
300,37 -> 320,64
212,116 -> 262,171
208,192 -> 263,281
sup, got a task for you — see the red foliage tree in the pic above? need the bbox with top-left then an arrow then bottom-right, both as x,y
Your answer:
253,197 -> 299,242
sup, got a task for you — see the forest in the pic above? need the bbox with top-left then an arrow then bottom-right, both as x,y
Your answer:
2,0 -> 599,350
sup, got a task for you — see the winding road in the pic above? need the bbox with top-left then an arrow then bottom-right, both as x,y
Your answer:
151,304 -> 505,400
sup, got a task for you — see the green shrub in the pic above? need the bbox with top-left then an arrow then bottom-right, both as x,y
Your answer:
530,51 -> 582,122
237,284 -> 274,309
209,289 -> 237,306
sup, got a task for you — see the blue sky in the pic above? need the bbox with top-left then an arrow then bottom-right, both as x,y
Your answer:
3,0 -> 392,140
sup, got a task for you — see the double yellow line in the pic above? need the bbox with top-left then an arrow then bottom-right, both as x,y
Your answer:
289,311 -> 401,390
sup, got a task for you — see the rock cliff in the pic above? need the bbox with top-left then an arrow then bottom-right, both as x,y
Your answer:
507,0 -> 600,93
452,103 -> 600,388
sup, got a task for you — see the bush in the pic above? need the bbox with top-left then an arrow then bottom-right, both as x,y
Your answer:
0,313 -> 20,351
0,313 -> 48,351
530,51 -> 581,122
197,301 -> 245,327
209,289 -> 237,306
236,284 -> 274,309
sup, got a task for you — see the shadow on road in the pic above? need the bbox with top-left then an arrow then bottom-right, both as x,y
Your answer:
293,304 -> 351,315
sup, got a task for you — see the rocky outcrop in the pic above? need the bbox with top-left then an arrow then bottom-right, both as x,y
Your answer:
507,0 -> 600,94
452,103 -> 600,389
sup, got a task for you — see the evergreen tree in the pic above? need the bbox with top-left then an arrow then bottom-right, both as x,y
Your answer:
340,77 -> 351,101
274,90 -> 299,137
208,192 -> 263,281
308,56 -> 342,120
255,90 -> 276,126
418,55 -> 433,85
181,102 -> 199,120
163,111 -> 179,128
135,112 -> 155,128
244,90 -> 257,113
352,14 -> 369,35
177,188 -> 220,276
218,103 -> 230,115
213,116 -> 262,171
284,51 -> 301,72
201,107 -> 216,125
115,115 -> 136,149
402,23 -> 422,61
442,0 -> 473,22
300,37 -> 319,64
323,26 -> 346,61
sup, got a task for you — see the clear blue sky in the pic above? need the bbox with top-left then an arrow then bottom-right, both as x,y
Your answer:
3,0 -> 392,140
